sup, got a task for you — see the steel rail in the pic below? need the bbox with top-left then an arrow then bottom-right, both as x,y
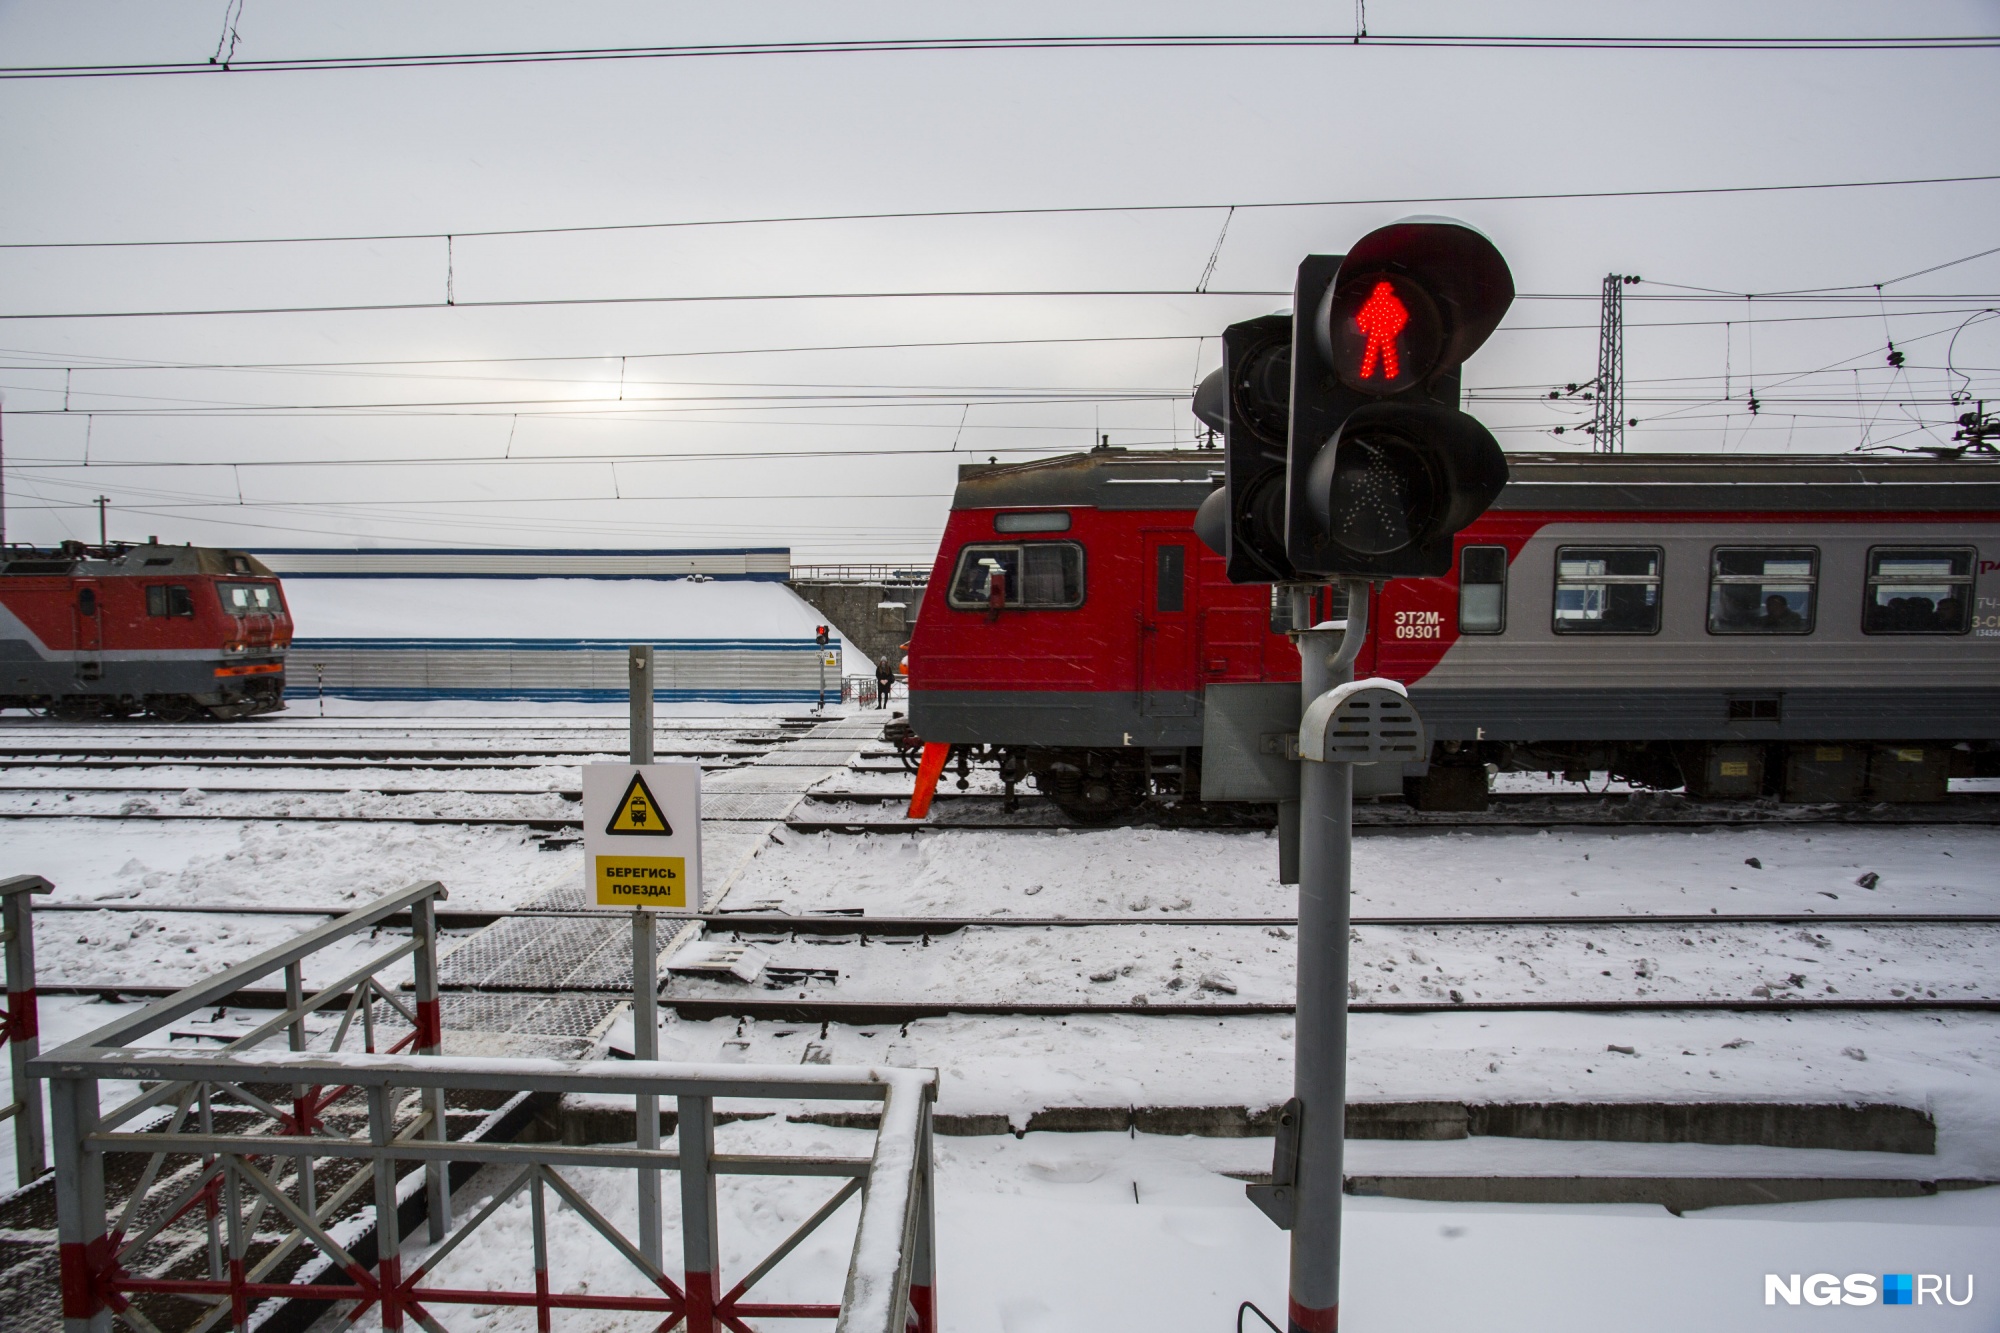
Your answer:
31,983 -> 1998,1017
28,903 -> 2000,931
3,807 -> 1991,831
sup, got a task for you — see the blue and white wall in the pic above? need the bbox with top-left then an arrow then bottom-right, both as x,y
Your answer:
260,548 -> 850,703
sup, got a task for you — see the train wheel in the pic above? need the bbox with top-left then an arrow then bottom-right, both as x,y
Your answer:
146,698 -> 199,723
50,698 -> 101,722
1034,749 -> 1148,824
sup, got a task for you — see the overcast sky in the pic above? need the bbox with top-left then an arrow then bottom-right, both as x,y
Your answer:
1,2 -> 1996,562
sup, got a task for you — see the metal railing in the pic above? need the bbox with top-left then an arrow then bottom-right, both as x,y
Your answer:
789,565 -> 931,585
36,880 -> 938,1333
2,873 -> 51,1187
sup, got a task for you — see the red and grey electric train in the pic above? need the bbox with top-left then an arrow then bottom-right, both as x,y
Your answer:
905,448 -> 2000,817
0,541 -> 291,721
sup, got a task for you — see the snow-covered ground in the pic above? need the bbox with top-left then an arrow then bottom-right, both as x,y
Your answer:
722,824 -> 1998,918
366,1116 -> 1999,1333
5,708 -> 1995,1328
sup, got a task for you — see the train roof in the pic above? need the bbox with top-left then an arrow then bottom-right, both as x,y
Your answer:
0,541 -> 274,578
949,448 -> 2000,514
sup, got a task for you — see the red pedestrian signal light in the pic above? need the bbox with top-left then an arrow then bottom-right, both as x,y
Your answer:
815,624 -> 830,647
1284,219 -> 1515,578
1323,270 -> 1443,397
1354,282 -> 1405,379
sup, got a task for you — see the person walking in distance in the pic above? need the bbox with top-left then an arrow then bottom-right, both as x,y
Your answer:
875,657 -> 896,709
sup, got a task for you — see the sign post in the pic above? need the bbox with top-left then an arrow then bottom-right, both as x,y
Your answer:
588,646 -> 705,1269
1289,584 -> 1365,1333
814,623 -> 830,712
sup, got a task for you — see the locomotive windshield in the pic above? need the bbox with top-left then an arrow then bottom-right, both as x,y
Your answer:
947,543 -> 1084,609
217,581 -> 284,615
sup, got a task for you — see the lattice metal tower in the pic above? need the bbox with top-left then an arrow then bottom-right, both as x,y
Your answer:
1591,273 -> 1626,453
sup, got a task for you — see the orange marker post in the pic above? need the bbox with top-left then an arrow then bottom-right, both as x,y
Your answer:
906,742 -> 951,820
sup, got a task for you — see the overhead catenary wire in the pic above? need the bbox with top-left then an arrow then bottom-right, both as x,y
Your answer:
2,29 -> 1994,82
0,288 -> 1994,324
2,173 -> 1994,251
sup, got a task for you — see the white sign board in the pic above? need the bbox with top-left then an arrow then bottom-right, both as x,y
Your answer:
581,762 -> 702,910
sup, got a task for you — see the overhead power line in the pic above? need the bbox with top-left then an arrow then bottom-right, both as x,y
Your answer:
2,31 -> 1994,80
5,173 -> 1995,250
0,289 -> 1992,324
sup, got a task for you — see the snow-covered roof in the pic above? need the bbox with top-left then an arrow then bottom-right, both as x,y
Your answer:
253,547 -> 790,579
285,577 -> 835,644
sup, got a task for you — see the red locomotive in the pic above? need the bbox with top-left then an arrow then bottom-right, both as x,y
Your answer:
0,540 -> 291,721
906,447 -> 2000,816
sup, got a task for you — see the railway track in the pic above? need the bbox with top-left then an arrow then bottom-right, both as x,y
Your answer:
32,979 -> 1999,1020
31,903 -> 2000,932
4,794 -> 1994,831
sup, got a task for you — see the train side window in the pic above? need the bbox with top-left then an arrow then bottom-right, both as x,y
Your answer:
1155,544 -> 1185,613
1861,547 -> 1974,634
1458,545 -> 1507,633
146,585 -> 195,618
1708,548 -> 1817,634
1552,546 -> 1662,634
76,588 -> 97,616
946,542 -> 1085,609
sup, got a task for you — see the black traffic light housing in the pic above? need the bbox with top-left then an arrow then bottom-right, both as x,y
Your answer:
815,624 -> 830,647
1284,220 -> 1514,579
1191,313 -> 1299,582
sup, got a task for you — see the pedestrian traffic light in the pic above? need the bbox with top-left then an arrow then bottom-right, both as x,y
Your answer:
1191,312 -> 1299,582
815,624 -> 830,647
1285,219 -> 1514,578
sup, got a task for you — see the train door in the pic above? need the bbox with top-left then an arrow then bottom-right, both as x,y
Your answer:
1140,531 -> 1196,715
73,578 -> 104,682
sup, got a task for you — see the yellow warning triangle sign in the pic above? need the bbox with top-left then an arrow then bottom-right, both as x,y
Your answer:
605,771 -> 674,836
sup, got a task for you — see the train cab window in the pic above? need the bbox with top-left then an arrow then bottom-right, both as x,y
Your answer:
946,543 -> 1085,609
1458,545 -> 1508,633
146,585 -> 195,618
1862,548 -> 1974,634
1707,548 -> 1817,634
217,581 -> 283,615
1552,547 -> 1663,634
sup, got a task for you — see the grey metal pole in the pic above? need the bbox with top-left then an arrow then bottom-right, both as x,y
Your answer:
51,1074 -> 109,1333
2,874 -> 50,1185
629,646 -> 654,766
1288,579 -> 1369,1333
628,644 -> 663,1268
412,891 -> 451,1241
678,1093 -> 721,1333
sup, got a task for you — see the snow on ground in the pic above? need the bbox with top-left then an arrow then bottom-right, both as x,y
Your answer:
7,818 -> 571,911
374,1116 -> 1999,1333
670,919 -> 1997,1007
622,1010 -> 2000,1180
724,824 -> 2000,918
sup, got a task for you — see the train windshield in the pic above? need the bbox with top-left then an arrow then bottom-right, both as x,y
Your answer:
217,581 -> 284,615
947,543 -> 1085,608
